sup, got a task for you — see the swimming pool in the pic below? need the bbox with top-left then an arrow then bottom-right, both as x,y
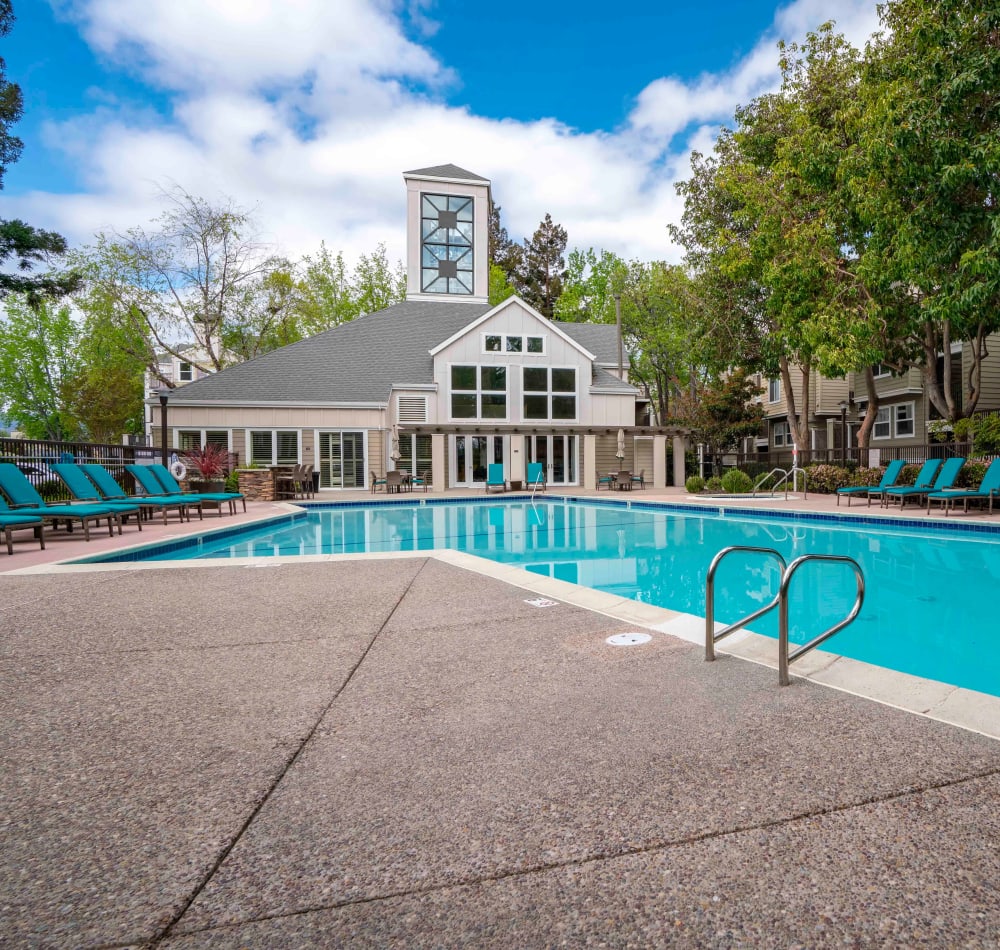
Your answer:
83,497 -> 1000,699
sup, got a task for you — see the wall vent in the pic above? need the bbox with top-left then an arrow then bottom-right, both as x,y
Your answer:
398,396 -> 428,423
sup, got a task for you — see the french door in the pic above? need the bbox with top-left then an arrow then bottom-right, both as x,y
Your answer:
317,431 -> 365,489
451,435 -> 506,487
527,435 -> 578,487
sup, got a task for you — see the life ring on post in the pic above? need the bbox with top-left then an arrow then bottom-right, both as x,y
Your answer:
169,460 -> 187,481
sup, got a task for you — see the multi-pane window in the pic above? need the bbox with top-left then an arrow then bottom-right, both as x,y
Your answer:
768,378 -> 781,402
177,430 -> 228,451
450,365 -> 507,419
773,420 -> 791,447
249,430 -> 299,465
484,334 -> 545,354
398,434 -> 432,477
523,367 -> 577,421
179,362 -> 194,382
874,403 -> 915,439
873,408 -> 891,440
421,194 -> 473,295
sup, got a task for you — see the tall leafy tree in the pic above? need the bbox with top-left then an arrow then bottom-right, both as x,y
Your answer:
0,1 -> 78,302
351,242 -> 405,316
517,213 -> 567,318
76,188 -> 289,388
854,0 -> 1000,422
0,294 -> 82,439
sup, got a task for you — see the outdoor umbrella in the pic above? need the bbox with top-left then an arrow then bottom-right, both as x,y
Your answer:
616,428 -> 626,463
390,425 -> 402,465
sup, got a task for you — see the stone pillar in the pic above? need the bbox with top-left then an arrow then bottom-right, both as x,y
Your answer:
237,469 -> 275,501
673,435 -> 687,488
583,434 -> 597,489
653,434 -> 667,489
431,433 -> 446,492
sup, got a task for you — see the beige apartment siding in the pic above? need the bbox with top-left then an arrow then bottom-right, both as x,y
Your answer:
633,437 -> 654,483
813,375 -> 851,414
166,405 -> 383,430
965,333 -> 1000,411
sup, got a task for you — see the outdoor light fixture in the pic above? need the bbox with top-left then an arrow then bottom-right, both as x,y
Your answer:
838,399 -> 849,466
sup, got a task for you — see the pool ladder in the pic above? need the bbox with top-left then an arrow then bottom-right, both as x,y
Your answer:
705,546 -> 865,686
752,466 -> 809,499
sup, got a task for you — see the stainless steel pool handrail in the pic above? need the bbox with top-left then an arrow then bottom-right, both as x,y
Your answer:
778,554 -> 865,686
705,546 -> 787,661
752,468 -> 788,498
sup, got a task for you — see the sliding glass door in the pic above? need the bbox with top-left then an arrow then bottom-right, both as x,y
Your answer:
317,431 -> 365,489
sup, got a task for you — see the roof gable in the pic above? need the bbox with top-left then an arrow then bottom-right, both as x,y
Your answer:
428,296 -> 596,362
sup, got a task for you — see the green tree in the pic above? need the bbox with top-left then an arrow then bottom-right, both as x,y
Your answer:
488,200 -> 522,288
0,1 -> 78,302
295,242 -> 358,335
352,242 -> 405,315
854,0 -> 1000,422
554,248 -> 627,324
0,294 -> 83,439
517,213 -> 567,318
76,188 -> 289,388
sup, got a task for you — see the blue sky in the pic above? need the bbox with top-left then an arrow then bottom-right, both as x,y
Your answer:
2,0 -> 882,266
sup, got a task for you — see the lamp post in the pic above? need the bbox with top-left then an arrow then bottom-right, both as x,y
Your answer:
158,389 -> 170,468
838,399 -> 849,466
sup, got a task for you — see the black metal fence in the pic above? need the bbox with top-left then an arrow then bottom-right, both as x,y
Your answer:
729,442 -> 981,472
0,436 -> 239,503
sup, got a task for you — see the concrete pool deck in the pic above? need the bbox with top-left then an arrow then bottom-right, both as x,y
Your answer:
3,489 -> 1000,946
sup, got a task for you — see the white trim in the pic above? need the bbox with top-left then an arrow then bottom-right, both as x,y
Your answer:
405,291 -> 489,305
173,427 -> 233,451
403,172 -> 491,187
428,296 -> 597,361
447,362 -> 510,424
164,400 -> 385,409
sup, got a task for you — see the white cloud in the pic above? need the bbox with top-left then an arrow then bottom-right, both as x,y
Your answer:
14,0 -> 881,270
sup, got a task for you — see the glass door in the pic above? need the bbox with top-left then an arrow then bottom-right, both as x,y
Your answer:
528,435 -> 577,486
318,432 -> 365,489
452,435 -> 506,487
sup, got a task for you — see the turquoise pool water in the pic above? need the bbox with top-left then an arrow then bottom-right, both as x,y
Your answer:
88,498 -> 1000,698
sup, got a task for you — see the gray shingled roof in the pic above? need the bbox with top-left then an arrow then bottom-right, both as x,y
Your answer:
167,300 -> 636,405
403,164 -> 489,183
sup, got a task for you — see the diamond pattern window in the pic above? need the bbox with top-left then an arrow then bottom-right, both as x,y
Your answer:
421,194 -> 474,295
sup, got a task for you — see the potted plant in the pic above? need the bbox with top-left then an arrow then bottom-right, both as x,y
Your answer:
181,444 -> 230,493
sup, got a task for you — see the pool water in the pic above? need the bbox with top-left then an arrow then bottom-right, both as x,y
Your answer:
100,498 -> 1000,698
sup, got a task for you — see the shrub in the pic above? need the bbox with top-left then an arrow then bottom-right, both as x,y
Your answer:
224,469 -> 241,492
956,458 -> 988,489
803,464 -> 852,494
721,468 -> 753,494
705,476 -> 724,492
181,443 -> 230,479
685,475 -> 705,493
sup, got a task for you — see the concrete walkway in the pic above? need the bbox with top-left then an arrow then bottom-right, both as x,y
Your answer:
3,543 -> 1000,946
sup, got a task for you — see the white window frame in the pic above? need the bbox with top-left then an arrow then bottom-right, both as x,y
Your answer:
893,402 -> 915,438
522,366 -> 578,422
448,364 -> 509,422
178,361 -> 194,382
482,333 -> 545,355
768,378 -> 781,403
773,420 -> 791,447
872,363 -> 893,379
174,429 -> 232,451
873,407 -> 891,440
247,429 -> 301,466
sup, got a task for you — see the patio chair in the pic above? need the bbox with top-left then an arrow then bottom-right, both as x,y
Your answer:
146,463 -> 246,515
615,470 -> 633,491
882,457 -> 964,509
597,473 -> 614,490
632,469 -> 646,490
0,462 -> 124,541
410,470 -> 431,493
385,470 -> 405,493
370,471 -> 387,493
526,462 -> 546,492
0,503 -> 46,555
926,457 -> 1000,515
485,464 -> 507,493
866,458 -> 941,508
60,462 -> 195,525
835,459 -> 906,507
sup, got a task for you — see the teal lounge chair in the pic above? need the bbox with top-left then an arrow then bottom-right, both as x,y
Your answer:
82,464 -> 198,523
835,459 -> 906,507
147,463 -> 246,515
0,501 -> 46,555
0,462 -> 124,540
926,457 -> 1000,515
125,464 -> 238,517
866,458 -> 940,508
882,457 -> 964,509
57,463 -> 194,525
485,463 -> 506,493
526,462 -> 546,492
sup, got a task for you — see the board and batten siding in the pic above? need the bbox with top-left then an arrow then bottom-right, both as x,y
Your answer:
964,332 -> 1000,412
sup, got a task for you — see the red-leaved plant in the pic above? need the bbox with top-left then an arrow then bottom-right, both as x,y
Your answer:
181,444 -> 230,479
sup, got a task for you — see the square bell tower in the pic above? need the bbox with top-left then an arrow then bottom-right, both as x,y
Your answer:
403,164 -> 491,305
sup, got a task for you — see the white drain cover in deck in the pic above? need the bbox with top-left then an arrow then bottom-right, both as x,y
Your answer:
606,632 -> 652,646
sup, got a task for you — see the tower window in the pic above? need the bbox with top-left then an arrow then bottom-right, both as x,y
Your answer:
421,193 -> 474,295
